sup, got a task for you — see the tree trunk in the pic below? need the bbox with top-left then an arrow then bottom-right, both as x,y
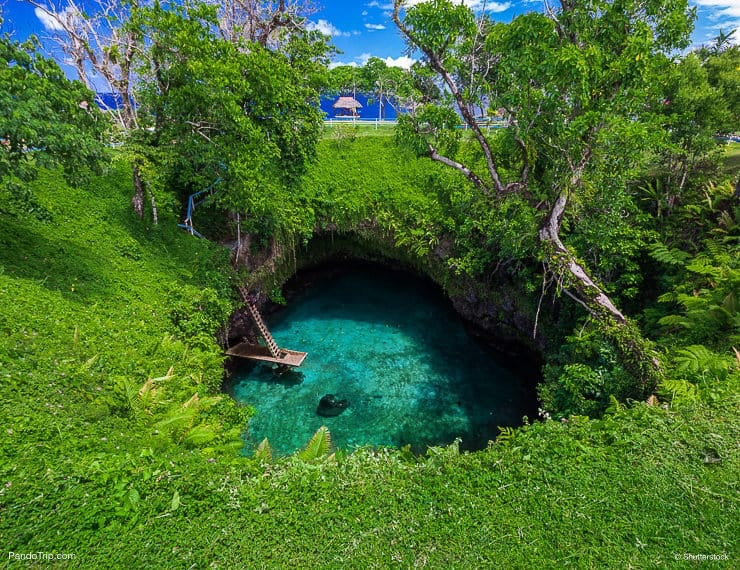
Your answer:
429,145 -> 489,194
132,163 -> 145,219
540,190 -> 663,391
392,3 -> 505,194
147,184 -> 158,225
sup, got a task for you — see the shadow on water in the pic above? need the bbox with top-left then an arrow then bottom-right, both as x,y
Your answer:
228,261 -> 541,456
235,361 -> 306,388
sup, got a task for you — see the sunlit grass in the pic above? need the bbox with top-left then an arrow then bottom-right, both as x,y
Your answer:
724,141 -> 740,176
0,154 -> 737,567
321,121 -> 397,139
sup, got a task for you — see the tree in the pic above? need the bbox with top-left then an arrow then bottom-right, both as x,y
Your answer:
392,0 -> 696,390
326,58 -> 416,117
0,31 -> 107,214
649,53 -> 732,218
26,0 -> 152,217
25,0 -> 141,132
137,2 -> 329,245
701,42 -> 740,130
361,57 -> 413,119
327,64 -> 363,96
640,36 -> 738,231
207,0 -> 317,48
28,0 -> 330,223
700,28 -> 736,56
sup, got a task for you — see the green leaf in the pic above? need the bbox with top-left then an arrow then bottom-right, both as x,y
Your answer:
649,243 -> 690,265
170,490 -> 180,511
183,423 -> 218,447
296,426 -> 332,462
254,438 -> 273,464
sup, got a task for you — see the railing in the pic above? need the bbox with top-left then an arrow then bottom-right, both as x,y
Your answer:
322,117 -> 508,131
177,177 -> 221,238
323,118 -> 398,129
237,285 -> 282,359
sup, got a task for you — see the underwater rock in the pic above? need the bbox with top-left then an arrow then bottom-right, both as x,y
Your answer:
317,394 -> 349,417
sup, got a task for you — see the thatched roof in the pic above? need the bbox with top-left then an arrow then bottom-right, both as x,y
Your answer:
332,96 -> 363,109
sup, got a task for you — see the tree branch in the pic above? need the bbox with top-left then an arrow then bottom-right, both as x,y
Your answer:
393,0 -> 506,195
428,144 -> 490,195
539,183 -> 626,325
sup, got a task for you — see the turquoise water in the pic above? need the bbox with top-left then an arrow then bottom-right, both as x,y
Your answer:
230,265 -> 536,455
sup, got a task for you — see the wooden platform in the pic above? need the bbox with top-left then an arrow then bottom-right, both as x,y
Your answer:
225,342 -> 308,367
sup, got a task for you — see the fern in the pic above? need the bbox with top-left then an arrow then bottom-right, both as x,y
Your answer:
114,376 -> 168,423
183,423 -> 219,447
154,407 -> 197,441
137,378 -> 164,418
686,258 -> 723,278
658,314 -> 691,328
149,366 -> 175,382
496,426 -> 517,445
194,395 -> 222,411
659,378 -> 700,405
657,240 -> 738,345
296,426 -> 332,462
649,243 -> 691,266
114,376 -> 139,416
80,354 -> 99,370
674,345 -> 731,381
182,393 -> 200,409
675,293 -> 710,312
657,291 -> 678,303
605,395 -> 625,415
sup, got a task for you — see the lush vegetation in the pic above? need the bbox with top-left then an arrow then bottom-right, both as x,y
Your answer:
0,160 -> 737,566
0,136 -> 736,567
0,31 -> 107,217
1,0 -> 738,566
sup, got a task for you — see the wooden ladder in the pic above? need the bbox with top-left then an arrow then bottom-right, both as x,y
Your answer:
238,286 -> 282,359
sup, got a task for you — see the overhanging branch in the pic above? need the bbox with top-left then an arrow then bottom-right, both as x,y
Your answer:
392,0 -> 506,195
428,144 -> 490,195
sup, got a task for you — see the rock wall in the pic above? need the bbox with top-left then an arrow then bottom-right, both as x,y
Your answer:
227,229 -> 559,367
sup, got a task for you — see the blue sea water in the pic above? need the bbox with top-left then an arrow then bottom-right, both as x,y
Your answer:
230,266 -> 536,455
320,94 -> 400,120
95,92 -> 400,120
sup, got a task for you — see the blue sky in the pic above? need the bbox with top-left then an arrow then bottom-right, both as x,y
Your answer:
317,0 -> 740,68
2,0 -> 739,72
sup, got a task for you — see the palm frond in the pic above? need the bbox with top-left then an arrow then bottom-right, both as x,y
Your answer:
254,438 -> 273,464
296,426 -> 332,462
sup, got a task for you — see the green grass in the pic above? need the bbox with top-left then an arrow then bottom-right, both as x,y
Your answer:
0,158 -> 737,567
724,142 -> 740,177
321,122 -> 397,141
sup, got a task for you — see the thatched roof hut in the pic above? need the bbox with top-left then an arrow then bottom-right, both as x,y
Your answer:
332,96 -> 363,117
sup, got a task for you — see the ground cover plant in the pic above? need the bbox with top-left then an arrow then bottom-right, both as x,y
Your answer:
1,1 -> 738,567
1,131 -> 737,570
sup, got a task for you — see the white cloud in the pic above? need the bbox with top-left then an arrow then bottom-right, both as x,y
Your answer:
693,0 -> 740,18
692,0 -> 740,44
367,1 -> 394,9
486,1 -> 512,11
307,19 -> 350,37
357,53 -> 373,66
383,55 -> 416,69
330,53 -> 417,70
362,10 -> 369,16
34,5 -> 80,31
365,23 -> 387,30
